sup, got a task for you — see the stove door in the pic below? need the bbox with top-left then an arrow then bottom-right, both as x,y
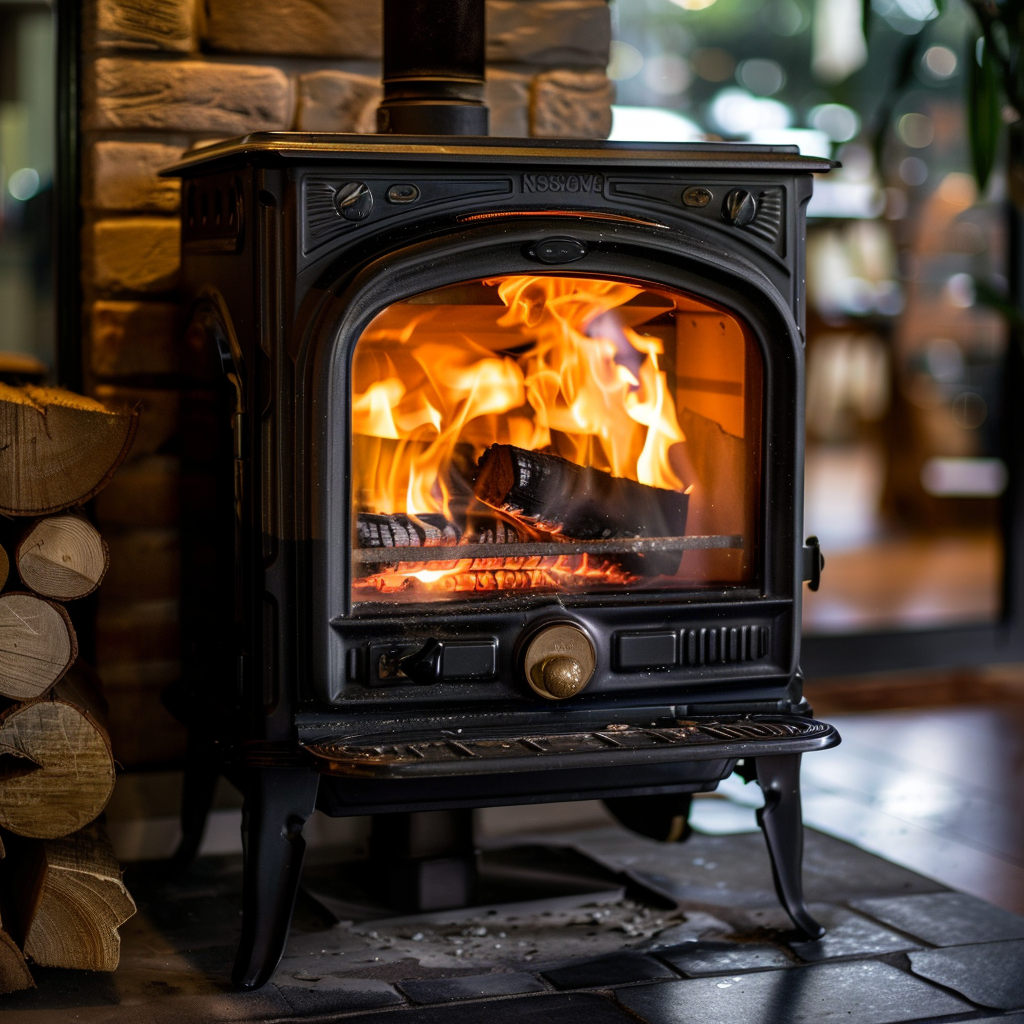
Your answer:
349,274 -> 763,609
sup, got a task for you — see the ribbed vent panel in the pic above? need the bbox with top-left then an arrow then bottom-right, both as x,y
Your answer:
682,625 -> 770,666
745,187 -> 784,250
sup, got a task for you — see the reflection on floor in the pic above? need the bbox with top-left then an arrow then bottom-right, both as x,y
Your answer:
695,703 -> 1024,913
792,673 -> 1024,912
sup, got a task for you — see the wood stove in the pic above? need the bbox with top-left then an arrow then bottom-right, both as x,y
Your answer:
166,0 -> 838,992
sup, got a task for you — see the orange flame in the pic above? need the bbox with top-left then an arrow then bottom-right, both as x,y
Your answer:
352,276 -> 687,524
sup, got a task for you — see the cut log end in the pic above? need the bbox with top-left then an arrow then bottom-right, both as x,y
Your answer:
0,383 -> 138,516
18,823 -> 135,973
0,694 -> 114,839
0,593 -> 79,702
16,514 -> 110,601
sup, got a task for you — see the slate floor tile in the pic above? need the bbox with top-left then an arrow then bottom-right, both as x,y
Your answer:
656,940 -> 793,976
398,973 -> 546,1004
275,976 -> 404,1015
543,952 -> 678,989
908,940 -> 1024,1010
851,892 -> 1024,947
737,904 -> 921,962
785,906 -> 921,961
349,991 -> 637,1023
614,961 -> 972,1024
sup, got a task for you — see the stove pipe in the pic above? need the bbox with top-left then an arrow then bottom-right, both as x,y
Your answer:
377,0 -> 489,136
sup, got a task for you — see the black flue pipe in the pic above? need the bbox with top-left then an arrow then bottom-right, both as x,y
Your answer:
377,0 -> 488,136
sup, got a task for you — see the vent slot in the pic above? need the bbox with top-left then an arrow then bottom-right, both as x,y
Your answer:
682,625 -> 769,666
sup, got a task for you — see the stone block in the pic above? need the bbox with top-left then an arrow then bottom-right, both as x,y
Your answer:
204,0 -> 381,59
90,300 -> 181,378
85,141 -> 184,214
86,217 -> 181,295
486,67 -> 530,137
487,1 -> 610,65
84,57 -> 292,134
530,69 -> 612,139
296,70 -> 381,134
84,0 -> 197,52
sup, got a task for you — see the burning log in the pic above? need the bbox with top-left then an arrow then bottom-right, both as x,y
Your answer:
474,444 -> 688,574
15,513 -> 110,602
356,512 -> 460,549
0,593 -> 78,702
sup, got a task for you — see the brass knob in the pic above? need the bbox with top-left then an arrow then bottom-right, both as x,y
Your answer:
523,623 -> 596,700
540,656 -> 585,699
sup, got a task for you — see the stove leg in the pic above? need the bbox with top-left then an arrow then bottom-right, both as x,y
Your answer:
369,809 -> 479,911
232,766 -> 320,990
754,753 -> 824,940
168,732 -> 220,872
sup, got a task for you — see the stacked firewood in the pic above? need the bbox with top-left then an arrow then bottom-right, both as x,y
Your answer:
0,383 -> 139,993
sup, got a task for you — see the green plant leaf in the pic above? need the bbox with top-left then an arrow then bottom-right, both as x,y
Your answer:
862,0 -> 872,39
968,37 -> 1003,193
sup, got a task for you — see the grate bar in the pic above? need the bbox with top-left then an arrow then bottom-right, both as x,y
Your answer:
353,534 -> 744,566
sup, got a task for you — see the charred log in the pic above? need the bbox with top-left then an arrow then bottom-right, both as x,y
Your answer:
356,513 -> 461,549
473,444 -> 689,575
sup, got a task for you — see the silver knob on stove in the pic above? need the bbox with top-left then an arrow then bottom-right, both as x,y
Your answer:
335,182 -> 373,221
721,189 -> 757,226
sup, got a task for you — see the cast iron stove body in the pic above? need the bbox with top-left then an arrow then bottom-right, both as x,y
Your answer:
170,132 -> 839,989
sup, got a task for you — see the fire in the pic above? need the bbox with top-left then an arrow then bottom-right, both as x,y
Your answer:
351,275 -> 690,595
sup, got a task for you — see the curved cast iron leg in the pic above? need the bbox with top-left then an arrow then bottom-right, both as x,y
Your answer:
233,766 -> 320,990
168,732 -> 220,873
754,753 -> 825,940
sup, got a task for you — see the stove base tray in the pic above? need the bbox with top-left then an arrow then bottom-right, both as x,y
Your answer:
302,715 -> 838,779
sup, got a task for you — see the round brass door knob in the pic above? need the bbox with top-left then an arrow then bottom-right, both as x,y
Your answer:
523,623 -> 596,700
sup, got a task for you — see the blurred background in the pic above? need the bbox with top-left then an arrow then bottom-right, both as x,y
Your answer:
608,0 -> 1011,637
0,0 -> 55,373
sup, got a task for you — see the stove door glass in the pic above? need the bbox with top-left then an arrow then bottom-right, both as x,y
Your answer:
350,275 -> 762,606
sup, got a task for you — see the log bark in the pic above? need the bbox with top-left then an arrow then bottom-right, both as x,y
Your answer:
0,543 -> 8,589
475,444 -> 689,538
13,822 -> 135,972
0,593 -> 79,701
0,673 -> 115,839
356,512 -> 461,548
0,383 -> 138,516
474,444 -> 688,574
16,514 -> 110,601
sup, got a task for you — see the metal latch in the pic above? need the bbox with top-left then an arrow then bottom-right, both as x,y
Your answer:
802,536 -> 824,592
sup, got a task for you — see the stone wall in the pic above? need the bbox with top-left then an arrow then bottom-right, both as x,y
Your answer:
79,0 -> 613,767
